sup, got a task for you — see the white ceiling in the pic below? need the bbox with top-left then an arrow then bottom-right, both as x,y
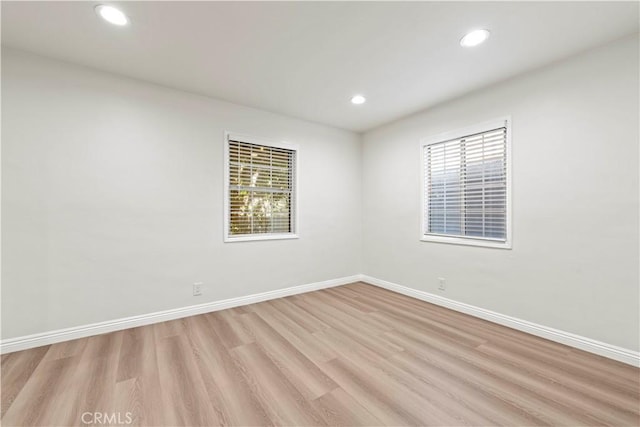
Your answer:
2,1 -> 638,132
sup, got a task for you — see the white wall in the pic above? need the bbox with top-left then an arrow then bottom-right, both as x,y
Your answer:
362,35 -> 639,351
1,48 -> 362,339
3,35 -> 639,354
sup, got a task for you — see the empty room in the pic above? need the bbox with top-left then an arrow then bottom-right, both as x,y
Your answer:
1,1 -> 639,426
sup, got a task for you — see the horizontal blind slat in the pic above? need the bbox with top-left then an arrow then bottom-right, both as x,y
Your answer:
424,126 -> 507,241
228,140 -> 296,236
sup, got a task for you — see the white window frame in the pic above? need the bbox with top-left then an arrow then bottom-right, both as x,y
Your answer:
419,117 -> 512,249
223,132 -> 299,243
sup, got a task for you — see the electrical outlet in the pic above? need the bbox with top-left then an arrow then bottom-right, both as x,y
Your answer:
193,282 -> 203,296
438,277 -> 446,291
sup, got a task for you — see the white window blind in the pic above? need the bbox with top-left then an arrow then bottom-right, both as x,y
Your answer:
227,138 -> 296,239
423,126 -> 508,242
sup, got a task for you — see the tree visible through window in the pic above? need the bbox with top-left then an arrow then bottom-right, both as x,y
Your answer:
226,137 -> 296,239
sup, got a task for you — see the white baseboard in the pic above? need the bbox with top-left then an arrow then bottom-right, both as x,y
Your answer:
3,273 -> 638,368
360,275 -> 640,367
0,275 -> 361,355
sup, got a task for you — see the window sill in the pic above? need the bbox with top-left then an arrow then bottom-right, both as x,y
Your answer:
224,233 -> 299,243
421,234 -> 512,249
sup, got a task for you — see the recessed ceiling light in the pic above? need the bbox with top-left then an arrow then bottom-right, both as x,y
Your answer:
351,95 -> 366,105
460,29 -> 490,47
95,5 -> 129,26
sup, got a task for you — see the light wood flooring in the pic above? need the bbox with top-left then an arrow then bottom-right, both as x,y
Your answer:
2,282 -> 639,426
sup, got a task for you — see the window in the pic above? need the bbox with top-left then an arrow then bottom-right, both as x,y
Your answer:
421,118 -> 511,248
224,133 -> 298,242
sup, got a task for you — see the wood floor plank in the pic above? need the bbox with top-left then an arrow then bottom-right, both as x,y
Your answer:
116,327 -> 146,383
156,335 -> 221,426
152,318 -> 187,340
229,343 -> 326,426
355,284 -> 574,354
314,327 -> 498,426
53,331 -> 125,426
318,357 -> 419,426
206,310 -> 254,348
408,331 -> 637,425
1,355 -> 77,426
476,342 -> 640,413
1,346 -> 50,418
269,297 -> 332,333
474,331 -> 638,393
323,285 -> 367,302
185,314 -> 273,426
369,310 -> 487,348
112,377 -> 142,426
2,282 -> 639,426
312,290 -> 394,331
251,301 -> 338,364
238,313 -> 338,400
310,388 -> 383,426
290,295 -> 404,358
385,330 -> 607,426
114,325 -> 163,426
390,350 -> 551,426
41,339 -> 87,363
